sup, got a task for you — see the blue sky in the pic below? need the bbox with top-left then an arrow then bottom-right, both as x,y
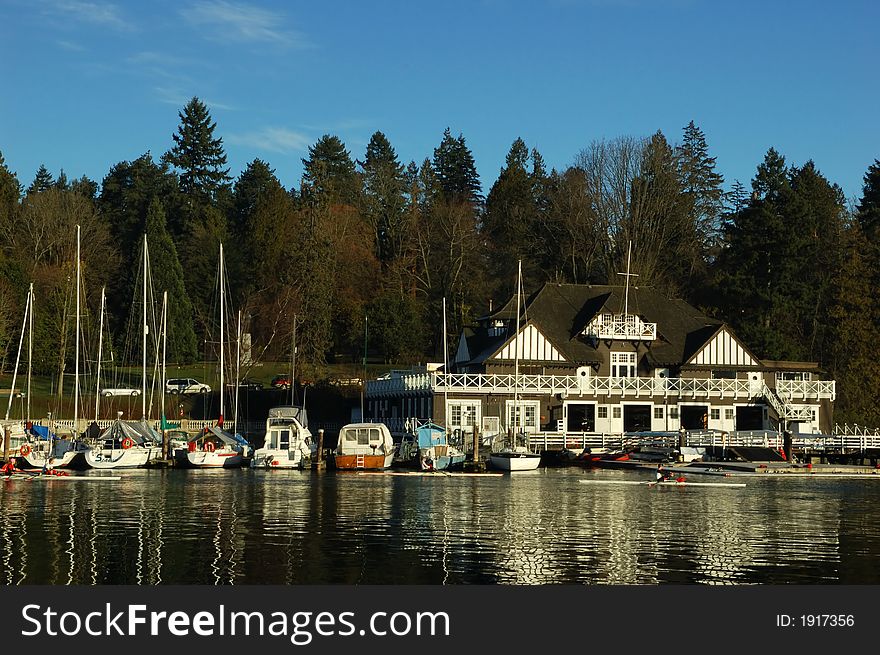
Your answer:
1,0 -> 878,201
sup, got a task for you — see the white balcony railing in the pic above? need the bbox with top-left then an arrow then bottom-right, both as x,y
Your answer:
582,313 -> 657,341
366,372 -> 836,402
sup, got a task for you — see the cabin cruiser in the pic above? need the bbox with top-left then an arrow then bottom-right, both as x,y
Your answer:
333,423 -> 395,470
251,406 -> 315,469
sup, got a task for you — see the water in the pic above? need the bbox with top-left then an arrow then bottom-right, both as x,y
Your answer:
1,468 -> 879,585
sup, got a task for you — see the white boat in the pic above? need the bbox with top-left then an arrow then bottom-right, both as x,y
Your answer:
176,426 -> 245,468
488,447 -> 542,471
16,431 -> 87,470
83,417 -> 160,469
333,423 -> 395,470
251,406 -> 314,469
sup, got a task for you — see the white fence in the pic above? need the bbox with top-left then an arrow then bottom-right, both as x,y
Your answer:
368,372 -> 836,401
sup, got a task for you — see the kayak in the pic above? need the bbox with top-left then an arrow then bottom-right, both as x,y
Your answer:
579,479 -> 746,488
3,472 -> 121,481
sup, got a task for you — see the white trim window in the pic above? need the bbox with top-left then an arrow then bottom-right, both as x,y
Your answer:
505,399 -> 540,434
610,352 -> 636,378
447,400 -> 481,434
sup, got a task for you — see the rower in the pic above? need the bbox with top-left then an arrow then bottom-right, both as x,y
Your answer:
1,458 -> 15,475
656,464 -> 673,482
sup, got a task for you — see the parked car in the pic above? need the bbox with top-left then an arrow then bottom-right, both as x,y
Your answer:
271,374 -> 291,389
166,378 -> 212,394
100,388 -> 142,397
226,378 -> 263,391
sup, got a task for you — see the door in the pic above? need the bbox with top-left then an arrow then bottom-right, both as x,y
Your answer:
566,402 -> 595,432
680,405 -> 709,430
623,405 -> 651,432
736,406 -> 764,431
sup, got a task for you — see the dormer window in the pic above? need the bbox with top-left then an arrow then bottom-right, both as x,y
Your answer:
488,319 -> 506,337
583,313 -> 657,341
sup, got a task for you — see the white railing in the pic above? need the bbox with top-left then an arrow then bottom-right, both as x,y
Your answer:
582,313 -> 657,341
367,372 -> 835,402
777,380 -> 836,401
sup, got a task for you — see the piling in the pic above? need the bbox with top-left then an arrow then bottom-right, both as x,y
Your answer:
3,427 -> 9,462
313,428 -> 326,471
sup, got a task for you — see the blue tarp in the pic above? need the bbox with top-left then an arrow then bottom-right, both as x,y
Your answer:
28,424 -> 53,440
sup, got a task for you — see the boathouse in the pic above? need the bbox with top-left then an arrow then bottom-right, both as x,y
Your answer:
365,283 -> 835,446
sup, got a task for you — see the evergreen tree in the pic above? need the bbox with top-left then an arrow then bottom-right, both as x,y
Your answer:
163,97 -> 231,204
361,131 -> 407,263
27,164 -> 54,195
301,135 -> 360,207
145,197 -> 198,363
0,151 -> 21,242
70,176 -> 98,199
675,121 -> 724,250
432,128 -> 481,205
826,221 -> 880,426
856,159 -> 880,242
99,153 -> 181,332
484,138 -> 540,297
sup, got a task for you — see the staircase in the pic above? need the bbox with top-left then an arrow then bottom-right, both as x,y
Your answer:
762,384 -> 815,423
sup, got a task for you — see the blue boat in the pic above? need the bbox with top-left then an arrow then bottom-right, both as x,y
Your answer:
417,422 -> 466,471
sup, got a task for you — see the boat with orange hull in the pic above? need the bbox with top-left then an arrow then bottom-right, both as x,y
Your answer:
332,423 -> 395,470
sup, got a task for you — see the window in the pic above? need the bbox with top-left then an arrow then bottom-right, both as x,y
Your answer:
610,352 -> 637,378
669,407 -> 679,419
710,408 -> 720,420
357,429 -> 370,445
279,429 -> 290,450
448,401 -> 480,431
654,407 -> 664,419
597,406 -> 608,419
612,407 -> 621,419
725,408 -> 734,420
507,400 -> 539,431
711,370 -> 735,379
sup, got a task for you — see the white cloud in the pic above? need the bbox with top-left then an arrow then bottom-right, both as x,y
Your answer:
180,1 -> 309,47
56,39 -> 86,51
226,127 -> 312,154
154,87 -> 237,112
47,1 -> 133,31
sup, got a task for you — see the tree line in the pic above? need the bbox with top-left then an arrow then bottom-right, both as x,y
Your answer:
0,98 -> 878,426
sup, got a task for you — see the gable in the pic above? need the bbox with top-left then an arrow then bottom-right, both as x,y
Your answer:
687,327 -> 758,367
492,324 -> 567,362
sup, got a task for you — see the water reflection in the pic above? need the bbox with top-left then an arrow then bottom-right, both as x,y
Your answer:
1,469 -> 879,584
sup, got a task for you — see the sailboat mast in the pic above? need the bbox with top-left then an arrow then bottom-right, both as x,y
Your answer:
26,282 -> 33,422
95,287 -> 105,422
74,224 -> 80,436
442,297 -> 449,429
4,286 -> 31,421
234,310 -> 241,434
160,291 -> 168,457
142,236 -> 148,420
219,243 -> 225,422
514,259 -> 522,435
624,241 -> 632,317
290,314 -> 296,406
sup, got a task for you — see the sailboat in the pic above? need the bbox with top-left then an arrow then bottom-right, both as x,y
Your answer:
177,243 -> 246,468
18,226 -> 90,470
84,238 -> 161,468
488,260 -> 541,472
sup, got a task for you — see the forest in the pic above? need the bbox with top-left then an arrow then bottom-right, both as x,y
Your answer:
0,97 -> 878,426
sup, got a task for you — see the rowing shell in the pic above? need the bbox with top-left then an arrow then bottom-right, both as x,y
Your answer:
356,471 -> 504,477
4,473 -> 122,482
579,479 -> 746,488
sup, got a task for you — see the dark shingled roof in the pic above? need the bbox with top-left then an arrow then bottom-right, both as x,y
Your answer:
467,283 -> 731,367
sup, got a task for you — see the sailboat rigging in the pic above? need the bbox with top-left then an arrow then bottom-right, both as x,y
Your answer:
488,260 -> 541,472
